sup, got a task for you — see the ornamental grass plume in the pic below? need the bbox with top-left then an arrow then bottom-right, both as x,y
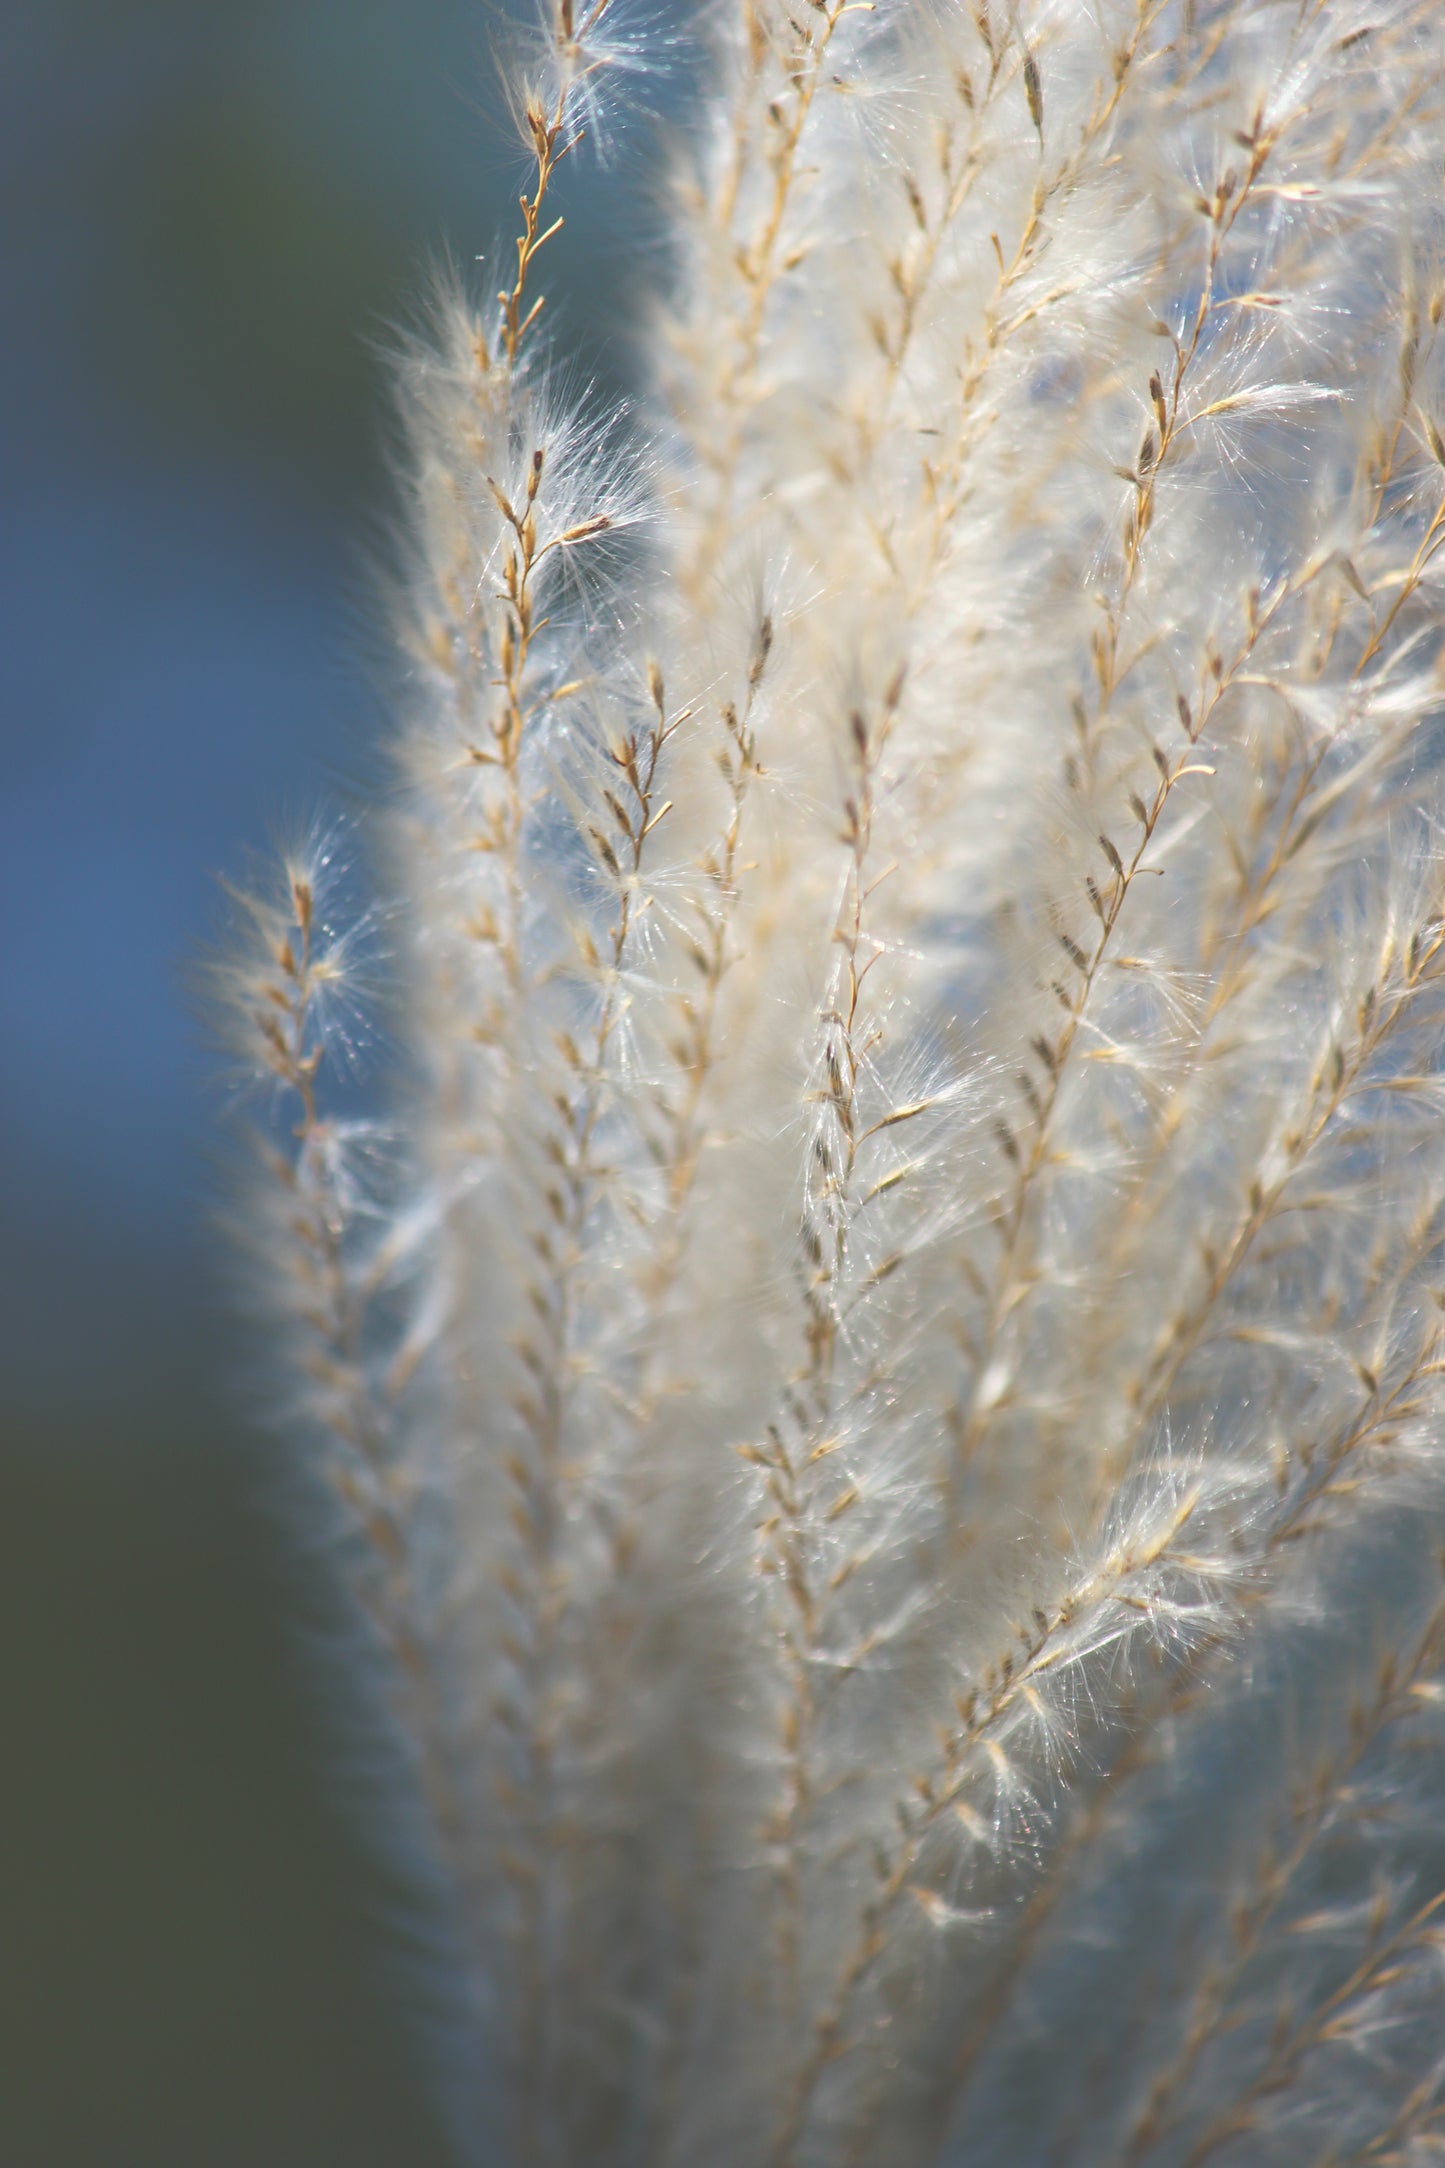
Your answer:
216,2 -> 1445,2161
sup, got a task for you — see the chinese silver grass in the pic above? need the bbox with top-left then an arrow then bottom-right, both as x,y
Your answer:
216,2 -> 1445,2162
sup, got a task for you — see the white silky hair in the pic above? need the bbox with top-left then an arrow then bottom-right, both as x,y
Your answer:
215,2 -> 1445,2162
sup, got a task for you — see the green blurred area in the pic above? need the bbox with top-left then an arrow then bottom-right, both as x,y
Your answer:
31,0 -> 656,498
116,100 -> 412,485
2,1417 -> 464,2167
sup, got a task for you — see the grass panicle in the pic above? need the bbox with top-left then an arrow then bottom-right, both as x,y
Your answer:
215,4 -> 1445,2162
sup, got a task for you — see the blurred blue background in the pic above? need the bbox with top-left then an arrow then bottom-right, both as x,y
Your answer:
1,3 -> 665,2157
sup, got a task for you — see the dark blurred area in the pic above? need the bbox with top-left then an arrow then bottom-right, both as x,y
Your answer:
0,3 -> 664,2157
